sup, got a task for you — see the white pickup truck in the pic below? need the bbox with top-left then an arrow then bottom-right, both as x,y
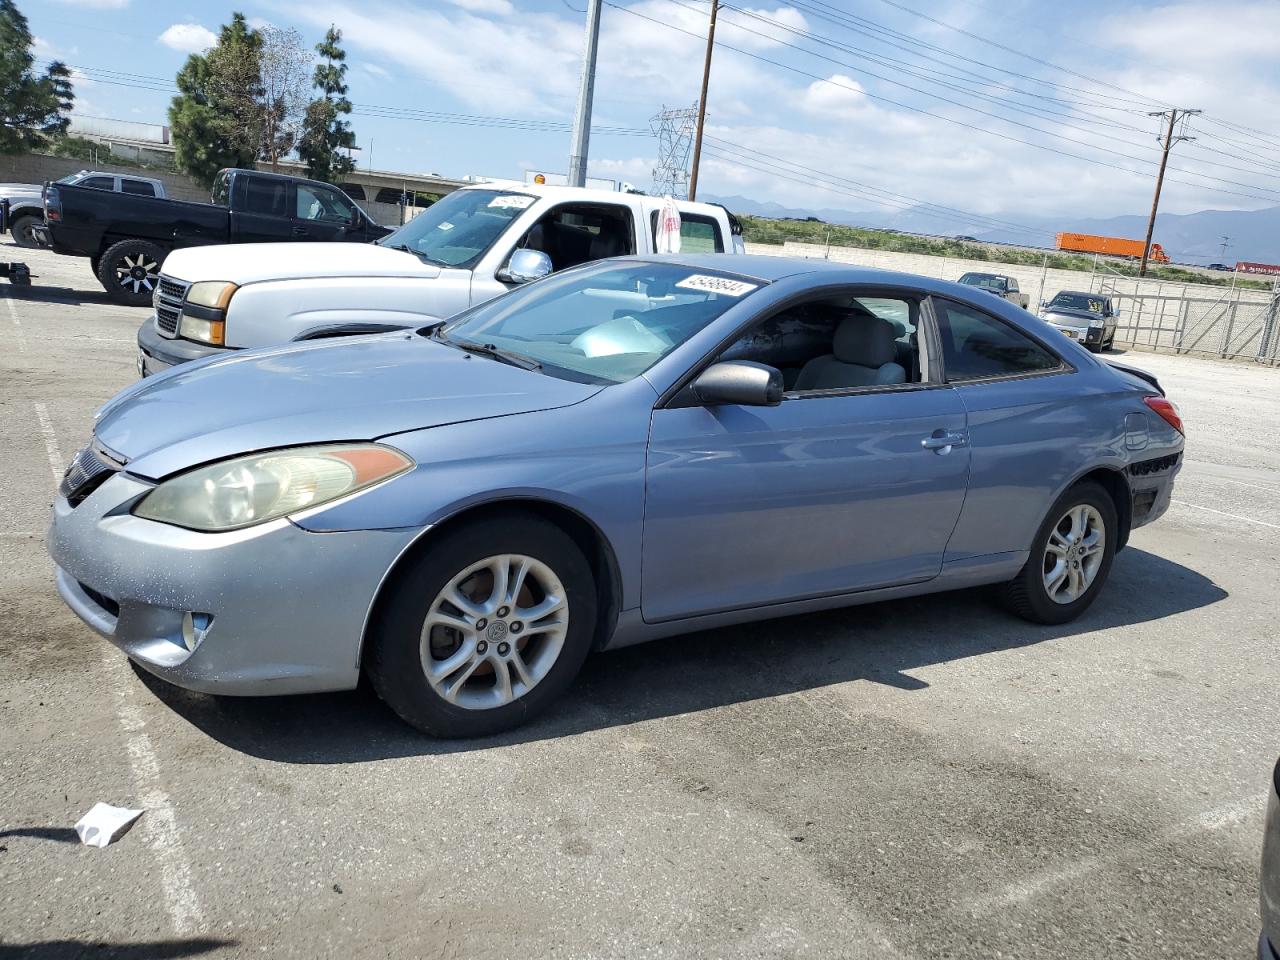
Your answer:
137,183 -> 745,375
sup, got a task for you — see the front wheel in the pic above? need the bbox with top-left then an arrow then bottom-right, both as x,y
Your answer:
1002,480 -> 1117,625
97,238 -> 166,306
365,514 -> 597,737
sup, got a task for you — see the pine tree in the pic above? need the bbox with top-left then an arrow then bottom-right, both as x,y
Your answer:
298,26 -> 355,184
0,0 -> 75,153
168,13 -> 262,187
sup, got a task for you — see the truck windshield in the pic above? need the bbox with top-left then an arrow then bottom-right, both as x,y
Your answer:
378,189 -> 535,268
959,273 -> 1006,290
434,261 -> 764,384
1050,294 -> 1105,313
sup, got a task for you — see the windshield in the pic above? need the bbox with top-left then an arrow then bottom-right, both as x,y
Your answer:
436,261 -> 765,384
959,273 -> 1006,290
378,189 -> 535,268
1049,293 -> 1106,314
55,174 -> 83,185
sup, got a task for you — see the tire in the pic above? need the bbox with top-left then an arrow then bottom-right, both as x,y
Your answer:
365,514 -> 597,737
97,238 -> 166,306
1001,480 -> 1118,625
9,213 -> 41,248
89,255 -> 100,278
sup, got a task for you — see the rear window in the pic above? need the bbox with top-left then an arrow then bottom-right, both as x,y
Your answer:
120,179 -> 156,196
79,176 -> 113,190
936,299 -> 1062,382
239,175 -> 288,217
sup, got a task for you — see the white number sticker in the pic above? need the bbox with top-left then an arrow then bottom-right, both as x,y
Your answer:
488,195 -> 535,209
437,221 -> 454,231
675,274 -> 758,297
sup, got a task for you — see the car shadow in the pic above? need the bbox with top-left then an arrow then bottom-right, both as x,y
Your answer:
0,826 -> 80,843
136,547 -> 1226,764
1,284 -> 119,307
0,939 -> 235,960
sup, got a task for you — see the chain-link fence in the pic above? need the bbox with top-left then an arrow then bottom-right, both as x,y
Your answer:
1092,272 -> 1280,364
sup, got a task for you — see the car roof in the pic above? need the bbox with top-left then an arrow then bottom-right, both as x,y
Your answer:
455,181 -> 729,219
622,253 -> 977,288
1055,290 -> 1105,297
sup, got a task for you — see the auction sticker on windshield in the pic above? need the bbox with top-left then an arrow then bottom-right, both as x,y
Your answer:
676,275 -> 758,297
488,195 -> 535,209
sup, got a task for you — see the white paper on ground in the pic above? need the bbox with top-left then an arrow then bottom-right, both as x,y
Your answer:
75,802 -> 144,848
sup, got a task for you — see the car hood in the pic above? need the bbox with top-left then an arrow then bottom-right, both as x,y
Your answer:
159,242 -> 442,285
1044,307 -> 1103,324
96,334 -> 601,478
0,183 -> 43,200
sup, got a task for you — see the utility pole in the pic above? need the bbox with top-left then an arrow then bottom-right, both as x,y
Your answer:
567,0 -> 603,188
1218,235 -> 1230,263
687,0 -> 719,201
1140,107 -> 1199,277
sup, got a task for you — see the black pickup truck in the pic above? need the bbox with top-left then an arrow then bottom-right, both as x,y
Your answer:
43,168 -> 391,305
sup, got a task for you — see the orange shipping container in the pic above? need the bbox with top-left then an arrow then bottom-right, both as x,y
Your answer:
1055,232 -> 1169,263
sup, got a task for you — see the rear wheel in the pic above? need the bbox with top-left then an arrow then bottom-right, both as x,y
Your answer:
9,213 -> 41,248
97,238 -> 166,306
365,514 -> 597,737
1002,480 -> 1117,625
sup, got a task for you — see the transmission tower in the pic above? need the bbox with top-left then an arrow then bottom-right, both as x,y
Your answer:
650,103 -> 698,198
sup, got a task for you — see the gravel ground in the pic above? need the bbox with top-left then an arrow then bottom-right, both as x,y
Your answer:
0,240 -> 1276,960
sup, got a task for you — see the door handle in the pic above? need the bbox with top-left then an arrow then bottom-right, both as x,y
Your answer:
292,226 -> 309,237
921,430 -> 968,452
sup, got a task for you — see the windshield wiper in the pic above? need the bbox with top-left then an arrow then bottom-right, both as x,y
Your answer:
384,242 -> 448,267
450,339 -> 541,371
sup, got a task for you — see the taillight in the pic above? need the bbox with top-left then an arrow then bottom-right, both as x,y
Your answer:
1143,395 -> 1184,435
44,186 -> 61,222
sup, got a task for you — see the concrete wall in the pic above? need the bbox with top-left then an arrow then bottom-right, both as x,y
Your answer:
0,152 -> 209,203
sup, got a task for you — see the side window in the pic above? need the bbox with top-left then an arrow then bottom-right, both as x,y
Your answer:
935,299 -> 1062,382
80,176 -> 114,190
648,211 -> 724,253
717,293 -> 921,393
296,183 -> 355,222
241,176 -> 288,217
516,203 -> 635,272
120,179 -> 155,196
1008,279 -> 1019,293
211,171 -> 231,206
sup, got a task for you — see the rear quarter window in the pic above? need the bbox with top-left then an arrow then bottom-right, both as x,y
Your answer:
649,211 -> 724,253
936,299 -> 1063,382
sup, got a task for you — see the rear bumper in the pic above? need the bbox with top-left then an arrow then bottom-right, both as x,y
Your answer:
1127,450 -> 1182,531
137,315 -> 232,376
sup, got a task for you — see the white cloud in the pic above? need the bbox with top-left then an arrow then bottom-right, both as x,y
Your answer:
359,62 -> 392,79
443,0 -> 515,13
158,23 -> 218,54
248,17 -> 273,30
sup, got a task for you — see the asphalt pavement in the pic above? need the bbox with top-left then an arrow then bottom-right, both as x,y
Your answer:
0,239 -> 1276,959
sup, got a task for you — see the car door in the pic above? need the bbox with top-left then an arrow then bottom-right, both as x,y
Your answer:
928,296 -> 1085,563
231,174 -> 293,243
641,290 -> 971,623
292,182 -> 359,242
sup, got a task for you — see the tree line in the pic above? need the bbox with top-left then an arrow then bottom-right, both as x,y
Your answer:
169,13 -> 356,187
0,1 -> 356,187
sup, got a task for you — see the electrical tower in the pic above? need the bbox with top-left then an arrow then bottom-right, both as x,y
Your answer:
650,103 -> 698,198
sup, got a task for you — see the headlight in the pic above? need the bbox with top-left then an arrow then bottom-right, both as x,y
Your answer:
185,281 -> 238,310
133,443 -> 413,532
179,314 -> 225,345
1088,317 -> 1104,328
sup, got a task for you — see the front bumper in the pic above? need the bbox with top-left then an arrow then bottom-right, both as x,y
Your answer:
1261,759 -> 1280,960
137,315 -> 233,377
48,470 -> 419,695
1047,321 -> 1104,346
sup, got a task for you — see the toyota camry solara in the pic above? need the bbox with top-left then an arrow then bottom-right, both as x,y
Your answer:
50,255 -> 1185,737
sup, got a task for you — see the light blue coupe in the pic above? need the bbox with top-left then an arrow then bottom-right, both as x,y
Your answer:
49,255 -> 1185,737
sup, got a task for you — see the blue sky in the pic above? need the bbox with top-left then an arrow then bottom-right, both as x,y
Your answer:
29,0 -> 1280,231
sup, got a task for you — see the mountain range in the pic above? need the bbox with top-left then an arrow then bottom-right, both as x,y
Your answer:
705,193 -> 1280,266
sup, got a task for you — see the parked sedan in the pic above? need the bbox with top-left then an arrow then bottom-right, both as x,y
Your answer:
1041,290 -> 1119,352
1263,758 -> 1280,959
49,256 -> 1185,737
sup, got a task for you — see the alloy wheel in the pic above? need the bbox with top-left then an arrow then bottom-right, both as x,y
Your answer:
1042,503 -> 1106,604
420,554 -> 569,710
115,252 -> 160,295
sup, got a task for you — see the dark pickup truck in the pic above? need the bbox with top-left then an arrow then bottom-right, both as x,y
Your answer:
43,168 -> 391,305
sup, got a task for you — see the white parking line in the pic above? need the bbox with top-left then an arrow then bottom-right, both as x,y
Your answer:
34,401 -> 205,936
1171,498 -> 1280,530
5,295 -> 26,353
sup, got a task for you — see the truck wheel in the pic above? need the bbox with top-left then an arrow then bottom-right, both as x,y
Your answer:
98,239 -> 166,306
9,214 -> 42,248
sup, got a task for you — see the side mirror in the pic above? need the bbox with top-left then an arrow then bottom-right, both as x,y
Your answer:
1040,300 -> 1049,308
498,248 -> 553,285
692,361 -> 784,407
